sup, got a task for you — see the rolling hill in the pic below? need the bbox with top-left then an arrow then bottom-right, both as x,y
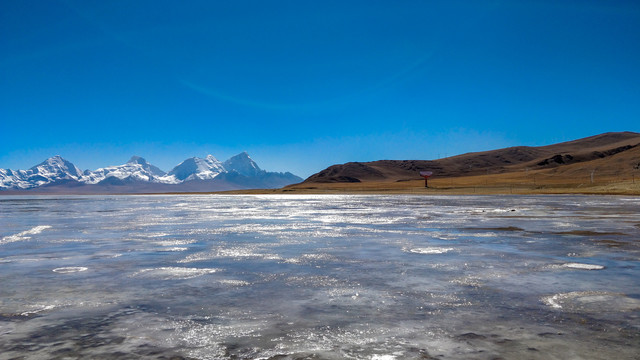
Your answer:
302,132 -> 640,183
270,132 -> 640,195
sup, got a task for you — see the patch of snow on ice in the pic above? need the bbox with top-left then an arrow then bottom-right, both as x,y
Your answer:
561,263 -> 605,270
371,355 -> 396,360
1,225 -> 52,245
409,247 -> 454,254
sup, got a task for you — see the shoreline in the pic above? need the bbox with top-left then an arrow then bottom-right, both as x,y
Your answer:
221,175 -> 640,196
2,184 -> 637,196
220,185 -> 640,196
2,175 -> 639,196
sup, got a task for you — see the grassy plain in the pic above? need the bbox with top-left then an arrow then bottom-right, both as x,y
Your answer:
224,170 -> 640,195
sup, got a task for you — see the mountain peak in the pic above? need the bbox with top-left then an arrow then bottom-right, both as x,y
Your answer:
205,154 -> 219,162
25,155 -> 83,185
127,156 -> 148,165
80,156 -> 166,184
167,155 -> 224,181
40,155 -> 68,166
32,155 -> 78,172
223,152 -> 261,177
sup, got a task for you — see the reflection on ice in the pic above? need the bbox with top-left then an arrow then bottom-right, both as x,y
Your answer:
408,247 -> 455,254
178,247 -> 282,263
155,247 -> 189,252
283,253 -> 337,264
131,267 -> 219,280
154,239 -> 196,246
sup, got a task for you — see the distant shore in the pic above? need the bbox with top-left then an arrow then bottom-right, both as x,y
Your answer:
2,176 -> 639,196
220,175 -> 640,196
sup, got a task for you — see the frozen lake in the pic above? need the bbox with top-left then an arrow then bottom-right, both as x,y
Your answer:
1,194 -> 639,359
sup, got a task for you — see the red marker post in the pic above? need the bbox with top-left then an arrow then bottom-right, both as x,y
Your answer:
420,171 -> 433,188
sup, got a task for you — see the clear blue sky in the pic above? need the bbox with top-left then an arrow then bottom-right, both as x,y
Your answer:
2,0 -> 639,177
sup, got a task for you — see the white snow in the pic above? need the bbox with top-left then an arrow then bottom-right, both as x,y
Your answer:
409,247 -> 454,254
82,156 -> 170,184
52,266 -> 88,273
561,263 -> 605,270
223,152 -> 262,176
1,152 -> 287,190
164,155 -> 226,182
1,155 -> 82,189
1,225 -> 52,245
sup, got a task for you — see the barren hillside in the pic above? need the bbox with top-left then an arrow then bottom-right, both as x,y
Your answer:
303,132 -> 640,183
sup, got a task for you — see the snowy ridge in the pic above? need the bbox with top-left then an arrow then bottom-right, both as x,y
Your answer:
0,168 -> 30,189
82,156 -> 171,184
165,155 -> 225,182
0,155 -> 83,189
0,153 -> 303,191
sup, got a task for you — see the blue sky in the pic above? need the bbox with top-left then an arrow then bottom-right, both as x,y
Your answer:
2,0 -> 639,177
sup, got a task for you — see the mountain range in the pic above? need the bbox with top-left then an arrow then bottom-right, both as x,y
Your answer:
0,152 -> 302,193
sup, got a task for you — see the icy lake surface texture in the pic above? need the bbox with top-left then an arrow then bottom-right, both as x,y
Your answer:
1,195 -> 639,359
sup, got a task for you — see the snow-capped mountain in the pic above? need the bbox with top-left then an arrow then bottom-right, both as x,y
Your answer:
166,155 -> 225,182
0,155 -> 83,190
0,153 -> 303,192
223,152 -> 261,177
30,155 -> 83,183
82,156 -> 169,184
0,168 -> 29,189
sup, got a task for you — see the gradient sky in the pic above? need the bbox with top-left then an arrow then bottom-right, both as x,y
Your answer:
2,1 -> 639,177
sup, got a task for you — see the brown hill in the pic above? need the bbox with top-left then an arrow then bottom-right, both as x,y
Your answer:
303,132 -> 640,183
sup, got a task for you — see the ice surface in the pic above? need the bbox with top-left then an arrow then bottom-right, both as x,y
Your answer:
0,194 -> 639,359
